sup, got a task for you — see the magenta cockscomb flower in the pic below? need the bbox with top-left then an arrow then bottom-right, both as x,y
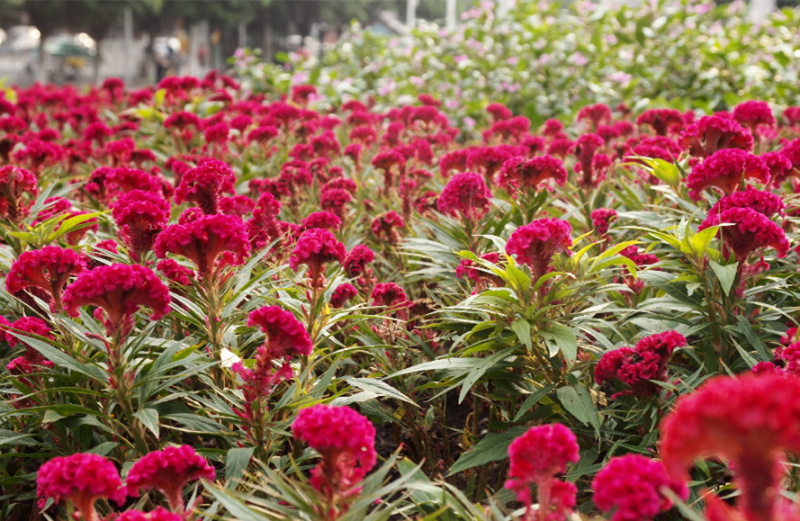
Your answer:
126,445 -> 215,514
0,165 -> 37,222
6,246 -> 86,312
343,245 -> 375,278
112,190 -> 171,262
680,115 -> 753,158
154,214 -> 250,280
63,264 -> 171,337
505,423 -> 579,521
699,207 -> 789,263
37,453 -> 127,521
661,373 -> 800,521
289,228 -> 346,288
573,133 -> 606,189
301,211 -> 342,232
636,109 -> 683,136
577,103 -> 612,129
371,211 -> 405,244
506,219 -> 572,281
292,404 -> 377,504
686,149 -> 769,200
174,159 -> 236,214
107,507 -> 183,521
592,454 -> 687,521
590,208 -> 618,236
330,283 -> 358,308
437,172 -> 493,220
497,155 -> 568,193
732,100 -> 775,133
595,331 -> 686,399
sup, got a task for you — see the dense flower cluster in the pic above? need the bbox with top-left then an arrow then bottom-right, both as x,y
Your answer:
595,331 -> 686,399
291,404 -> 377,505
437,172 -> 493,220
505,423 -> 579,521
174,159 -> 236,214
5,245 -> 85,312
126,445 -> 215,514
699,207 -> 789,262
289,228 -> 346,287
506,218 -> 572,280
62,263 -> 171,337
592,454 -> 687,521
686,149 -> 769,200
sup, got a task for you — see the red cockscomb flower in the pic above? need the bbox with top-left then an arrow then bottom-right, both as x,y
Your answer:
686,149 -> 769,200
154,214 -> 250,280
289,228 -> 346,288
497,155 -> 568,193
331,283 -> 358,308
437,172 -> 493,220
112,190 -> 171,262
590,208 -> 618,236
126,445 -> 215,514
6,246 -> 86,312
592,454 -> 687,521
699,207 -> 789,262
63,263 -> 171,337
174,159 -> 236,215
0,166 -> 37,222
680,115 -> 754,158
37,453 -> 127,521
506,219 -> 572,281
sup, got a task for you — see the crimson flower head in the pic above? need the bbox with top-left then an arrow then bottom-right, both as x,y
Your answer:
577,103 -> 612,129
661,373 -> 800,521
289,228 -> 346,288
112,190 -> 171,261
762,152 -> 795,187
247,305 -> 313,358
592,454 -> 687,521
686,149 -> 769,200
175,159 -> 236,214
595,331 -> 686,399
109,507 -> 183,521
707,189 -> 784,219
37,453 -> 127,521
573,133 -> 606,189
506,219 -> 572,280
437,172 -> 493,220
154,214 -> 250,280
636,108 -> 683,136
0,166 -> 37,222
63,263 -> 171,337
320,188 -> 353,219
301,211 -> 342,232
505,423 -> 579,521
292,404 -> 377,500
699,207 -> 789,263
126,445 -> 215,514
371,211 -> 405,244
590,208 -> 618,235
497,155 -> 568,193
331,283 -> 358,308
6,246 -> 86,312
344,245 -> 375,277
732,100 -> 775,132
679,115 -> 754,158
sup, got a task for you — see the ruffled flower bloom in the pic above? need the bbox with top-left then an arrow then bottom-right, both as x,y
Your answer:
505,423 -> 579,521
343,245 -> 375,278
154,214 -> 250,280
63,263 -> 171,337
371,211 -> 405,244
437,172 -> 493,220
112,190 -> 171,261
707,189 -> 784,219
762,152 -> 795,187
590,208 -> 618,236
679,115 -> 754,158
577,103 -> 612,129
686,149 -> 769,200
37,453 -> 127,521
636,108 -> 683,136
126,445 -> 215,514
331,283 -> 358,308
497,155 -> 568,193
506,219 -> 572,281
595,331 -> 686,399
289,228 -> 346,288
0,165 -> 37,222
107,507 -> 183,521
732,100 -> 775,133
661,373 -> 800,521
592,454 -> 687,521
6,246 -> 86,312
699,207 -> 789,263
292,404 -> 377,509
174,159 -> 236,214
301,211 -> 342,232
573,133 -> 606,189
320,188 -> 353,219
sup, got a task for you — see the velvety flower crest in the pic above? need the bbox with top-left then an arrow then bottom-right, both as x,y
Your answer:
505,219 -> 572,280
6,245 -> 86,311
437,172 -> 493,220
686,149 -> 770,200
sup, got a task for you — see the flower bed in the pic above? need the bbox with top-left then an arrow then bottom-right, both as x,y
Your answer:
1,75 -> 800,521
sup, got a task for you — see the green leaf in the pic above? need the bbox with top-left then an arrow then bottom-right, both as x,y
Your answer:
134,408 -> 160,438
556,385 -> 600,430
11,333 -> 109,383
514,384 -> 556,422
342,377 -> 419,407
709,260 -> 738,297
225,447 -> 255,487
511,318 -> 532,350
448,426 -> 528,474
540,323 -> 578,361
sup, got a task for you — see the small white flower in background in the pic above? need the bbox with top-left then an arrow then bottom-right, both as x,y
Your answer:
220,348 -> 241,368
